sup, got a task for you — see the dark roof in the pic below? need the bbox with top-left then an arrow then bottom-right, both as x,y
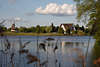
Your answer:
60,24 -> 73,28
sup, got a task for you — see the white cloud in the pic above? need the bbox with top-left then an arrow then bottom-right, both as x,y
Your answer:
14,17 -> 22,21
6,17 -> 22,22
35,3 -> 76,16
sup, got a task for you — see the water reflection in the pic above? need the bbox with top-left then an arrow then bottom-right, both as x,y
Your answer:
0,36 -> 95,67
61,41 -> 85,67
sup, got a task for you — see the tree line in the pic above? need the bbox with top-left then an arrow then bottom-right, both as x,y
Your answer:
0,23 -> 89,35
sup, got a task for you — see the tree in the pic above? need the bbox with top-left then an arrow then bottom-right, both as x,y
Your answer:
31,27 -> 36,33
19,27 -> 27,32
75,24 -> 79,31
67,28 -> 71,35
45,26 -> 52,33
74,0 -> 100,37
36,25 -> 41,33
0,23 -> 3,34
2,26 -> 7,32
26,26 -> 36,33
58,27 -> 63,33
74,24 -> 80,34
50,23 -> 55,32
26,27 -> 32,32
0,20 -> 6,36
0,20 -> 6,33
80,26 -> 85,32
74,0 -> 100,35
85,28 -> 89,34
74,0 -> 100,66
40,26 -> 46,33
54,26 -> 59,32
7,28 -> 11,32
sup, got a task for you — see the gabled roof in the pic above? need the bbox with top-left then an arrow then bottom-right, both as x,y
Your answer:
60,23 -> 74,32
60,23 -> 73,28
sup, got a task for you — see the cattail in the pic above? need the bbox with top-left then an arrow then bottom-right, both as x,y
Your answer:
45,38 -> 55,41
39,43 -> 46,51
21,41 -> 31,49
19,49 -> 29,54
53,45 -> 58,53
26,53 -> 40,64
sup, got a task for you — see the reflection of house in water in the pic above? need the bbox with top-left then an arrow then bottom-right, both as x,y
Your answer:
60,23 -> 74,34
11,23 -> 16,32
62,41 -> 73,47
61,41 -> 74,54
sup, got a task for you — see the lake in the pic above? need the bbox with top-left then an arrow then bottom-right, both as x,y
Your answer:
0,36 -> 95,67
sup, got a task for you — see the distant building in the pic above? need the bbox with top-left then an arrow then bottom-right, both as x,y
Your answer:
60,23 -> 74,34
11,23 -> 16,32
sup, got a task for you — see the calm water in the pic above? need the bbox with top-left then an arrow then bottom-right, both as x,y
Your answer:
0,36 -> 95,67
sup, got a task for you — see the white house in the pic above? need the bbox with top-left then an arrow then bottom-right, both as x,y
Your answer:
60,23 -> 74,34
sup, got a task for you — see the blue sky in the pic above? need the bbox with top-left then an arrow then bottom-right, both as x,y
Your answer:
0,0 -> 81,28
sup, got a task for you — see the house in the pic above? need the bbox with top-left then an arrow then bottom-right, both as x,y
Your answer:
11,23 -> 16,32
60,23 -> 74,34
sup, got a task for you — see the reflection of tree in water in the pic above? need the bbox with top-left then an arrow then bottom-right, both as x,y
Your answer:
72,48 -> 85,66
0,36 -> 94,67
75,42 -> 79,47
61,41 -> 86,67
62,41 -> 73,48
39,37 -> 60,67
39,43 -> 46,52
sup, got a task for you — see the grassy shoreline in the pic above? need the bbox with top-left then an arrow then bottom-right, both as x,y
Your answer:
2,32 -> 89,36
3,32 -> 65,36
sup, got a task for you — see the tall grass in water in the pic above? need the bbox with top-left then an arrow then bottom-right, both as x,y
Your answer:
0,35 -> 15,67
45,37 -> 55,67
0,34 -> 93,67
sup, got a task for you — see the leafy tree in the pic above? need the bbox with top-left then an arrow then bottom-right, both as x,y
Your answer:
55,26 -> 59,32
2,26 -> 7,32
25,27 -> 36,33
74,0 -> 100,37
0,23 -> 3,33
74,0 -> 100,65
58,27 -> 63,33
80,26 -> 85,32
45,26 -> 52,33
0,20 -> 6,33
19,27 -> 27,32
26,27 -> 32,32
15,27 -> 19,32
0,20 -> 6,36
50,23 -> 55,32
67,28 -> 71,35
74,0 -> 100,35
7,28 -> 11,32
85,28 -> 89,34
40,26 -> 46,33
31,27 -> 36,33
74,24 -> 80,34
36,25 -> 41,33
75,24 -> 79,31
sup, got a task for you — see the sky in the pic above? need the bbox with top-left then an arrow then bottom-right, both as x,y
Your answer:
0,0 -> 83,28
